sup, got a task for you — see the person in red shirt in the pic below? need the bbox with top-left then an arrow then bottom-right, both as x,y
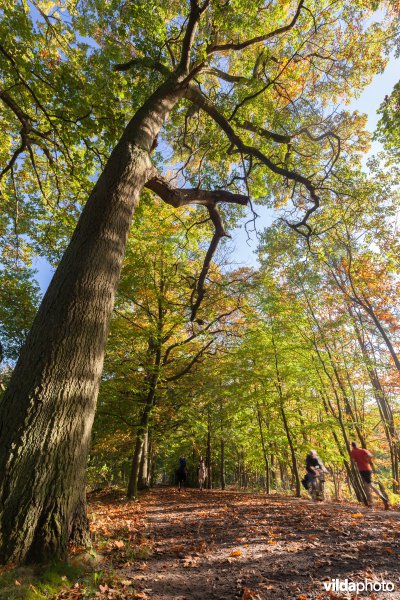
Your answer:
350,442 -> 389,509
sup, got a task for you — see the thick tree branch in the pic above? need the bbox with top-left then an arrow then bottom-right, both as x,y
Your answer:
202,67 -> 251,84
114,57 -> 171,77
145,173 -> 248,209
178,0 -> 210,74
206,0 -> 305,55
188,205 -> 226,320
184,83 -> 320,236
145,173 -> 248,321
0,88 -> 31,130
115,57 -> 322,236
237,119 -> 340,156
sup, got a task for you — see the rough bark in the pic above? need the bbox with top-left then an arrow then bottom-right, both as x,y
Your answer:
69,491 -> 91,549
0,76 -> 183,564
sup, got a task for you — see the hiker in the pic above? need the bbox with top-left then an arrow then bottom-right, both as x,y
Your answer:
197,456 -> 207,491
304,449 -> 327,501
350,441 -> 389,509
176,456 -> 188,492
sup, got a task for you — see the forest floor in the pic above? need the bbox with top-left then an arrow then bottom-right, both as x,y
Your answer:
2,486 -> 400,600
83,486 -> 400,600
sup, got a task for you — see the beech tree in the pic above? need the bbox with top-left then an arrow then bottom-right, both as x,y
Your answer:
0,0 -> 393,563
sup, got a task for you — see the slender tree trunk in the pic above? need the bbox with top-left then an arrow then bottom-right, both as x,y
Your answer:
206,408 -> 212,489
304,292 -> 365,445
270,453 -> 276,489
271,335 -> 301,497
349,306 -> 400,492
147,435 -> 154,487
313,356 -> 368,504
220,438 -> 226,490
138,429 -> 149,490
279,402 -> 300,496
256,402 -> 270,494
330,265 -> 400,371
0,76 -> 183,564
127,341 -> 161,500
363,298 -> 400,372
127,434 -> 144,500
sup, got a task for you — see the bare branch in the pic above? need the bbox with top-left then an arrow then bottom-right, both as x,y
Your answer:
189,205 -> 228,321
165,339 -> 214,381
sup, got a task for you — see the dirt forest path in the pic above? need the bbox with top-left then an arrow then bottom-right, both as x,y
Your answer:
91,486 -> 400,600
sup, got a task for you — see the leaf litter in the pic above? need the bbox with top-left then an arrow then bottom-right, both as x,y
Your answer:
54,487 -> 400,599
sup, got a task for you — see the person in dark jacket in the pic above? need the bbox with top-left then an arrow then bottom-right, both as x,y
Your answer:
305,449 -> 327,500
176,456 -> 188,491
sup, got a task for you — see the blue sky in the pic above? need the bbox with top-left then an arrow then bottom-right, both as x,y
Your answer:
33,55 -> 400,293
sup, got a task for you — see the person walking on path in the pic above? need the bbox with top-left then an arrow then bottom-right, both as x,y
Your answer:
176,456 -> 188,492
350,441 -> 389,510
197,456 -> 207,491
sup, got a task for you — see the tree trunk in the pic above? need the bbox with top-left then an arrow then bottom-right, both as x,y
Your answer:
271,335 -> 301,497
315,359 -> 368,504
220,438 -> 226,490
69,490 -> 91,548
206,410 -> 212,489
349,306 -> 400,492
127,395 -> 157,499
256,403 -> 270,494
0,76 -> 183,564
362,298 -> 400,372
147,435 -> 154,487
138,429 -> 149,490
270,453 -> 276,489
127,434 -> 144,500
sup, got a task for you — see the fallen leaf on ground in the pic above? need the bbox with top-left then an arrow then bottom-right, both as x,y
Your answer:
242,587 -> 261,599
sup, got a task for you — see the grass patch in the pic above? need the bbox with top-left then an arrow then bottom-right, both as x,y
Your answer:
0,562 -> 85,599
0,544 -> 149,599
